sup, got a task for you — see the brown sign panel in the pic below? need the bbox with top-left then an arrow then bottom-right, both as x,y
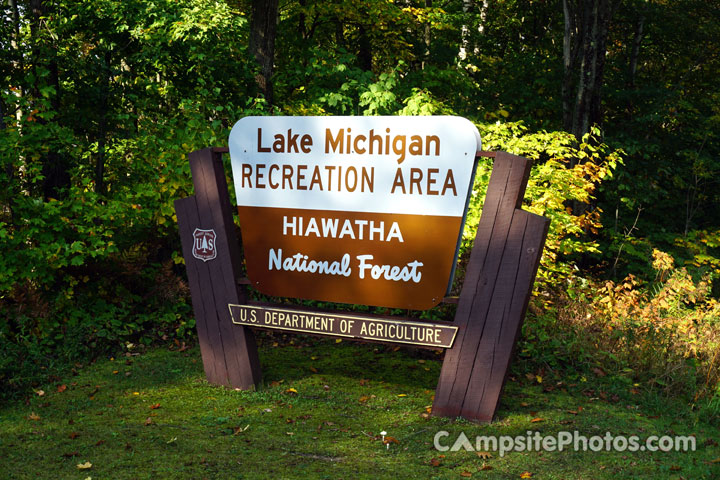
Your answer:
228,304 -> 458,348
229,116 -> 481,310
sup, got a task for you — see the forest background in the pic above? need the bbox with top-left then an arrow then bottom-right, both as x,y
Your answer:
1,0 -> 719,421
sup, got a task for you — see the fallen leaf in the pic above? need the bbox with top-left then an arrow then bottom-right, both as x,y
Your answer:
520,402 -> 529,407
286,387 -> 298,394
383,436 -> 400,445
57,384 -> 67,393
430,458 -> 441,467
149,403 -> 161,410
520,472 -> 533,478
476,451 -> 492,459
95,440 -> 105,446
710,458 -> 720,463
335,339 -> 342,343
144,417 -> 153,426
397,394 -> 407,397
69,432 -> 80,439
535,375 -> 543,384
670,466 -> 681,471
460,471 -> 472,477
35,390 -> 45,397
530,417 -> 544,423
62,451 -> 79,458
479,464 -> 493,471
28,412 -> 40,421
359,379 -> 369,386
359,396 -> 370,403
76,462 -> 92,470
593,367 -> 606,377
309,366 -> 318,373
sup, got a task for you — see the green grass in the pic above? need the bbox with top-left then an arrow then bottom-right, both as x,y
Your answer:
1,335 -> 719,479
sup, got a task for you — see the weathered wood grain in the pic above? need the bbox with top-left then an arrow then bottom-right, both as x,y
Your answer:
177,148 -> 261,389
175,195 -> 226,385
433,152 -> 549,422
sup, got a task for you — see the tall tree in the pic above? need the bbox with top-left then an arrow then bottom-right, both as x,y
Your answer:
249,0 -> 279,105
563,0 -> 615,139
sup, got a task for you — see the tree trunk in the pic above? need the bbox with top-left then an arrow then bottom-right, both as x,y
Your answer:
628,11 -> 645,88
422,0 -> 432,69
357,24 -> 372,71
459,0 -> 473,60
249,0 -> 279,106
28,0 -> 70,200
563,0 -> 614,140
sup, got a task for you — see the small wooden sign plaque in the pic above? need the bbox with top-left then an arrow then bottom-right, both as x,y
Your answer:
228,304 -> 458,348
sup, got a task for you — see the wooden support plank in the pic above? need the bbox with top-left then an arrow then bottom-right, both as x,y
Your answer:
464,210 -> 548,420
433,152 -> 547,421
459,210 -> 549,421
186,148 -> 261,389
174,195 -> 227,385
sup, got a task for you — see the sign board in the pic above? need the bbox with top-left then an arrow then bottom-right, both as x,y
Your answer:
229,116 -> 481,310
228,304 -> 457,348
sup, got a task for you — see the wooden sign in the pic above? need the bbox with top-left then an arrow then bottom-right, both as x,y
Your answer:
228,304 -> 457,348
175,126 -> 549,423
228,116 -> 481,310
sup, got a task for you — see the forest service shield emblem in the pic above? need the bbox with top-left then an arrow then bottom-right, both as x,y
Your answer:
192,228 -> 217,262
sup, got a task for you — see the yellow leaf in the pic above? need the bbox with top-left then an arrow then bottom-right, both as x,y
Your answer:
28,412 -> 41,421
476,451 -> 493,459
535,375 -> 543,384
286,387 -> 298,394
76,462 -> 92,470
499,109 -> 510,118
520,472 -> 533,478
335,339 -> 342,343
397,394 -> 407,397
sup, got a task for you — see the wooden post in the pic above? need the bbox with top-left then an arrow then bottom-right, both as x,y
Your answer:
432,152 -> 549,422
174,148 -> 261,389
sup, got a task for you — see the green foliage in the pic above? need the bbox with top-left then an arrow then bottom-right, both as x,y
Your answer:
1,0 -> 719,416
461,122 -> 622,292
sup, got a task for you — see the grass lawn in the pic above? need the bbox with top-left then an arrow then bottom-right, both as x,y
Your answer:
1,335 -> 718,479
